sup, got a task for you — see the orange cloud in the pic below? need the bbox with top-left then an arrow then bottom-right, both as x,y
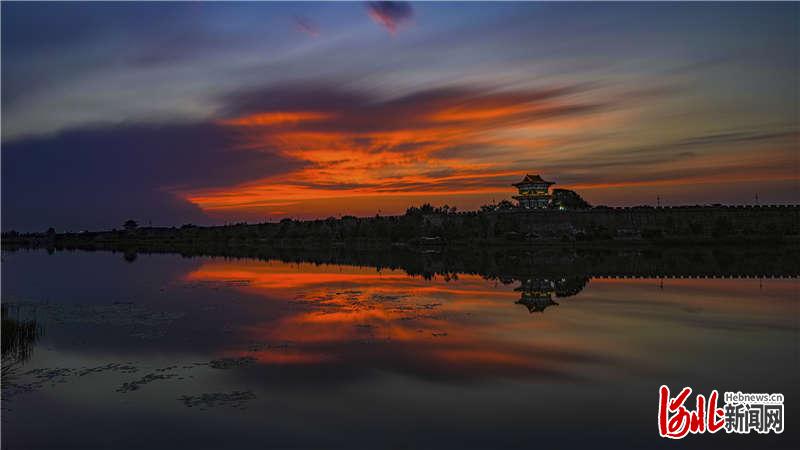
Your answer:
172,83 -> 797,218
218,111 -> 332,127
179,85 -> 603,216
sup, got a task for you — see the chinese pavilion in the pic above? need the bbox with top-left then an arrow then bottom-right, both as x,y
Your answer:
515,278 -> 559,313
512,174 -> 555,209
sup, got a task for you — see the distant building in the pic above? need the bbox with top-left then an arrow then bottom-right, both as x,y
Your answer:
512,174 -> 555,209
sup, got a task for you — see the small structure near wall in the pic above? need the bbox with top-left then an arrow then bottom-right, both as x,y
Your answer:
512,174 -> 555,209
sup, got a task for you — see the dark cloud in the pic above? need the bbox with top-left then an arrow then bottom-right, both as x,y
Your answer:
514,128 -> 797,178
294,16 -> 320,37
669,130 -> 798,148
517,147 -> 796,188
2,123 -> 302,231
220,82 -> 593,134
222,83 -> 372,118
366,1 -> 414,34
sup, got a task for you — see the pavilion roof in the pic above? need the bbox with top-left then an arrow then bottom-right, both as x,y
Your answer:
512,174 -> 555,187
516,297 -> 558,313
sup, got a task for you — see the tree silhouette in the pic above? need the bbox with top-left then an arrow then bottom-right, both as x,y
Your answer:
552,189 -> 591,209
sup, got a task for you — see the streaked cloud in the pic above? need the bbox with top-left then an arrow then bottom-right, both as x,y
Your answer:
182,82 -> 603,215
366,1 -> 413,34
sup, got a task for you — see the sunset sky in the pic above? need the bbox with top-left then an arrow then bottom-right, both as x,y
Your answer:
2,2 -> 798,231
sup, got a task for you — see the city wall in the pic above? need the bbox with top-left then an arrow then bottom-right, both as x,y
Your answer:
484,205 -> 799,238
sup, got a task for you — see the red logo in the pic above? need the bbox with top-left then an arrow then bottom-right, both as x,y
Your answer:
658,385 -> 725,439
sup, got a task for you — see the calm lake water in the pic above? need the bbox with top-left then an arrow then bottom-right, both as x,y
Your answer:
2,249 -> 798,449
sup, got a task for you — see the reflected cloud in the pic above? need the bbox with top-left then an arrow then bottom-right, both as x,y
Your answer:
3,248 -> 797,388
188,257 -> 800,383
185,260 -> 610,380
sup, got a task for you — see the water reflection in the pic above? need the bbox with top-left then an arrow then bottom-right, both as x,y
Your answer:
178,257 -> 797,383
184,260 -> 568,379
514,276 -> 589,313
1,248 -> 797,449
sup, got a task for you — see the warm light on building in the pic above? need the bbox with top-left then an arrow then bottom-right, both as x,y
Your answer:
512,174 -> 556,209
